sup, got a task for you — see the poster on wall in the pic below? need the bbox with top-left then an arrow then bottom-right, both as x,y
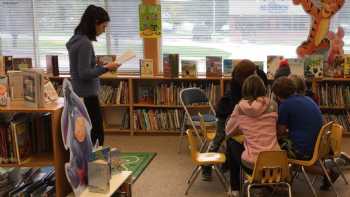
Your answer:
139,4 -> 161,38
61,79 -> 93,196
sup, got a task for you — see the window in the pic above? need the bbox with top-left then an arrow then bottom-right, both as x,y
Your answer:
0,0 -> 143,73
161,0 -> 350,73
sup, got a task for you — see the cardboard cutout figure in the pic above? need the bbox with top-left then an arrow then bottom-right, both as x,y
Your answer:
293,0 -> 345,58
61,79 -> 93,196
327,26 -> 345,65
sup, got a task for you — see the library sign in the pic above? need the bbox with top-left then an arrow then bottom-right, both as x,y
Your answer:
229,0 -> 305,15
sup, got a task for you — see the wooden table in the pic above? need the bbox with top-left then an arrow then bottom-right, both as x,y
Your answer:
67,171 -> 133,197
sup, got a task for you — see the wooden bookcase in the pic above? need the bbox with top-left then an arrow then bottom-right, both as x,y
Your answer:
49,74 -> 350,137
0,98 -> 70,197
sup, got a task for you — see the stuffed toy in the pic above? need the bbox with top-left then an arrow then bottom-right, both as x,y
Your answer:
327,26 -> 345,65
293,0 -> 345,58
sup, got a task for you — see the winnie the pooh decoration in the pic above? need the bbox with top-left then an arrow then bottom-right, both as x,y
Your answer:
293,0 -> 345,58
327,26 -> 345,65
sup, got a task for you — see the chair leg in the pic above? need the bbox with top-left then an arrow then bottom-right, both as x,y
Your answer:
178,116 -> 187,153
213,165 -> 229,192
199,139 -> 208,153
187,166 -> 200,184
301,166 -> 318,197
240,166 -> 244,197
283,182 -> 293,197
319,159 -> 339,197
185,165 -> 201,195
247,184 -> 252,197
332,158 -> 349,184
205,141 -> 213,152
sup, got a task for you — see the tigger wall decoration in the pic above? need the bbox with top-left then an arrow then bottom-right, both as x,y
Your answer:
293,0 -> 345,58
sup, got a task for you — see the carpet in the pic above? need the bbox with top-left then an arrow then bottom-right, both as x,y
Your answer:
119,152 -> 156,183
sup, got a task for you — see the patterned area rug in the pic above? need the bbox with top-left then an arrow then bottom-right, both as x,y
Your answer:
119,152 -> 156,183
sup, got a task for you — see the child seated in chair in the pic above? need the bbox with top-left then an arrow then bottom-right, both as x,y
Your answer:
225,75 -> 280,192
272,76 -> 338,190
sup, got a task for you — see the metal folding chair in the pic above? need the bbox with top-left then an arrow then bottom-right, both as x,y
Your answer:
178,87 -> 217,153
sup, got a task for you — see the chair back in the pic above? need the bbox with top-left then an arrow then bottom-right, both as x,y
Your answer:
329,123 -> 344,157
309,121 -> 334,163
180,88 -> 209,106
251,151 -> 290,184
186,129 -> 199,163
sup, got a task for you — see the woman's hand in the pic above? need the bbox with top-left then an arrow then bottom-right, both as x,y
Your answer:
104,62 -> 121,71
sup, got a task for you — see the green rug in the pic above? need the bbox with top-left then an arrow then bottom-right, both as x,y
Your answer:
119,152 -> 156,182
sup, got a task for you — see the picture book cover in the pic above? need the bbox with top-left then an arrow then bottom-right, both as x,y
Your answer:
324,55 -> 344,78
140,59 -> 154,76
139,4 -> 161,38
0,76 -> 8,106
61,79 -> 93,196
13,58 -> 32,71
343,54 -> 350,78
181,60 -> 197,77
254,61 -> 264,71
10,117 -> 32,164
206,56 -> 222,77
163,54 -> 179,77
287,58 -> 304,77
304,55 -> 324,78
267,55 -> 283,80
46,55 -> 59,76
23,71 -> 39,107
96,55 -> 116,66
223,59 -> 233,76
0,57 -> 4,75
7,71 -> 23,101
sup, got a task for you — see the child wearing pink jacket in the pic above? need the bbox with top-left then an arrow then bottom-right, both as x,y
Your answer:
226,75 -> 280,172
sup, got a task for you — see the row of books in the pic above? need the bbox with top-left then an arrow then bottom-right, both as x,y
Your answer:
133,109 -> 184,131
99,81 -> 129,105
324,112 -> 350,133
0,113 -> 52,164
104,111 -> 130,129
136,82 -> 220,106
317,83 -> 350,108
0,55 -> 59,76
0,167 -> 55,197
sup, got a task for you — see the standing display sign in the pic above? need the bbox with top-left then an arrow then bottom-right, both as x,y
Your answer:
61,79 -> 93,196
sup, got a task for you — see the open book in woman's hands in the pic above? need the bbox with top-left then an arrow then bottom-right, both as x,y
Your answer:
114,50 -> 136,65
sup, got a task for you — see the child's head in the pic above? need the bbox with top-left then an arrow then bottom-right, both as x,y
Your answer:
272,76 -> 296,101
274,59 -> 291,79
242,75 -> 267,101
232,59 -> 257,86
288,74 -> 306,95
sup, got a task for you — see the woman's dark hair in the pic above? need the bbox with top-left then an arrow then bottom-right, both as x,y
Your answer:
272,76 -> 296,99
74,5 -> 110,41
242,75 -> 267,101
230,59 -> 256,91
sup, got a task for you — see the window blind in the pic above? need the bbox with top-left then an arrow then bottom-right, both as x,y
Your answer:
0,0 -> 143,73
0,1 -> 35,59
161,0 -> 350,73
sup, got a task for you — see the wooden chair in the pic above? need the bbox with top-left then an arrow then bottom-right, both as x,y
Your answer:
329,123 -> 348,184
241,151 -> 292,197
288,121 -> 338,197
185,129 -> 229,195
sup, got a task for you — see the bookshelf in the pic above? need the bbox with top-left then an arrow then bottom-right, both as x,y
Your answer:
49,74 -> 350,137
0,98 -> 70,197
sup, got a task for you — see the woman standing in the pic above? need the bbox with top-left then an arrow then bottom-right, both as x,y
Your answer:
66,5 -> 120,145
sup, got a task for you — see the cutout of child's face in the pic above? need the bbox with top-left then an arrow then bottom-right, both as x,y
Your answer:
74,116 -> 87,143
